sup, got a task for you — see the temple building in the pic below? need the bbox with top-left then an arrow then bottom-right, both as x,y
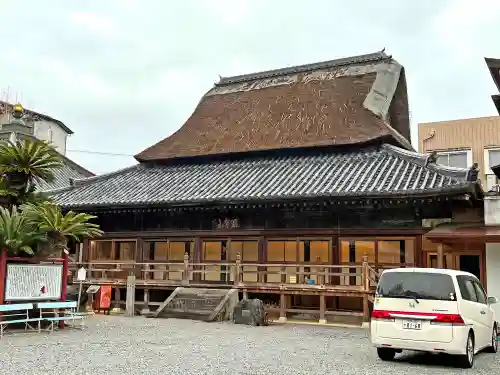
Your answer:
50,51 -> 482,322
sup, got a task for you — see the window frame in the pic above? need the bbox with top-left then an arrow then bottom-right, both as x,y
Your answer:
89,239 -> 138,262
338,237 -> 416,267
434,149 -> 472,169
484,147 -> 500,174
484,147 -> 500,190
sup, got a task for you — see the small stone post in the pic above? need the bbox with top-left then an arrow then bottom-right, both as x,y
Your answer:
319,294 -> 326,324
125,275 -> 136,317
278,293 -> 287,323
234,252 -> 242,286
141,263 -> 150,315
182,252 -> 190,286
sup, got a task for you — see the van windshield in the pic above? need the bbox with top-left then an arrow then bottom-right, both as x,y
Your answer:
376,272 -> 456,301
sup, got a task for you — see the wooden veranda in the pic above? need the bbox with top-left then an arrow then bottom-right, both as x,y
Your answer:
71,253 -> 384,324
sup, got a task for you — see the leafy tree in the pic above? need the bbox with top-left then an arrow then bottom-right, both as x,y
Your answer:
22,201 -> 103,258
0,139 -> 102,257
0,139 -> 64,206
0,206 -> 47,256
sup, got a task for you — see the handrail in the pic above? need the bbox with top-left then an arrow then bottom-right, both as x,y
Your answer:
69,252 -> 383,291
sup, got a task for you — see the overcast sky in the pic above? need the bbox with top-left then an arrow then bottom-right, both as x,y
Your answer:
1,0 -> 499,174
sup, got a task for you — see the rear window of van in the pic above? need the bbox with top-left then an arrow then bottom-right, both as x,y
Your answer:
376,272 -> 456,301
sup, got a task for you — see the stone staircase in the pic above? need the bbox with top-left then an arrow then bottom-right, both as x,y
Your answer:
149,287 -> 239,322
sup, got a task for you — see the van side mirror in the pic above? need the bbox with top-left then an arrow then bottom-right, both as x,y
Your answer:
487,296 -> 498,305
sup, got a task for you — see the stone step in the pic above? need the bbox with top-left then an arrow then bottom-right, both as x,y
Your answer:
150,287 -> 239,322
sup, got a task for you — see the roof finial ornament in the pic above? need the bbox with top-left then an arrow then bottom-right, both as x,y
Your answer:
381,47 -> 386,53
9,103 -> 26,127
12,103 -> 24,119
424,150 -> 438,167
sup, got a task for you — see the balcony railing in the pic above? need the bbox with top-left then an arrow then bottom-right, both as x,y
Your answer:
70,253 -> 394,293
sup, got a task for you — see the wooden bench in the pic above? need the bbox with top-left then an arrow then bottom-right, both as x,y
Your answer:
0,303 -> 41,338
37,301 -> 87,332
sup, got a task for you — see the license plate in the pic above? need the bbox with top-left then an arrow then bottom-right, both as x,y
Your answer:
402,319 -> 422,330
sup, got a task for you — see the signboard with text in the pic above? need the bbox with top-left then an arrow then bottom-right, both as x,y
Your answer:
5,264 -> 63,301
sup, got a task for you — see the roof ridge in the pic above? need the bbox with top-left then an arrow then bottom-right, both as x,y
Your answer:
381,144 -> 472,181
216,51 -> 390,86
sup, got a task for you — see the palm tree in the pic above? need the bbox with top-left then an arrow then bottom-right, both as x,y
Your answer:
0,206 -> 47,256
22,201 -> 103,257
0,139 -> 64,205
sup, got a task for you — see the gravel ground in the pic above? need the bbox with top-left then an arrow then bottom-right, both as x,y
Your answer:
0,315 -> 498,375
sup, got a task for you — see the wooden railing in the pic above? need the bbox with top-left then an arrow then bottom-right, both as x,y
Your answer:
68,254 -> 401,323
70,253 -> 389,294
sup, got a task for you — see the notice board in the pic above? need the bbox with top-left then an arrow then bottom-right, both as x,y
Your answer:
4,264 -> 63,301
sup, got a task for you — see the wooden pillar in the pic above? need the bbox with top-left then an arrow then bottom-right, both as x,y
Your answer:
319,294 -> 326,324
193,237 -> 202,282
125,275 -> 136,317
415,235 -> 423,267
182,252 -> 190,286
0,248 -> 7,306
82,239 -> 90,263
135,238 -> 144,280
278,293 -> 287,323
141,260 -> 151,315
362,254 -> 370,323
60,252 -> 69,302
258,236 -> 265,283
141,288 -> 150,315
437,243 -> 444,268
234,253 -> 241,286
56,252 -> 70,329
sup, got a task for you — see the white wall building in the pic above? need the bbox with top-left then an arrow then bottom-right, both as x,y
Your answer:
0,101 -> 93,191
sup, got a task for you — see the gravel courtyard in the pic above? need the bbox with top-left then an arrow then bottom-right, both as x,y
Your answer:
0,315 -> 498,374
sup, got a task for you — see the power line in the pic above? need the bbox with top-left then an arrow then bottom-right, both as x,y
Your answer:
67,149 -> 135,157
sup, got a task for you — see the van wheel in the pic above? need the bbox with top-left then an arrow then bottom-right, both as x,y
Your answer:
457,332 -> 474,369
485,325 -> 498,353
377,348 -> 396,361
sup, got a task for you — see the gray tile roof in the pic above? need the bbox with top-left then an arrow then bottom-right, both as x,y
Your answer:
37,155 -> 94,192
50,144 -> 478,208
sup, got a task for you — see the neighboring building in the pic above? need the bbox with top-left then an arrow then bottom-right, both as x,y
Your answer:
419,58 -> 500,191
485,57 -> 500,115
0,102 -> 94,191
49,51 -> 482,322
418,116 -> 500,191
420,57 -> 500,322
0,101 -> 72,155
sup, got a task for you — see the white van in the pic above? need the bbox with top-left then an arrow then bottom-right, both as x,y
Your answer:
370,268 -> 498,368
